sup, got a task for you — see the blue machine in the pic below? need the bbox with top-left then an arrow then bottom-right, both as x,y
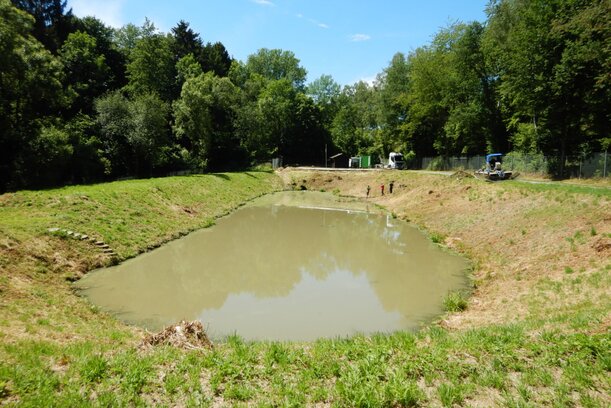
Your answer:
475,153 -> 515,181
486,153 -> 503,164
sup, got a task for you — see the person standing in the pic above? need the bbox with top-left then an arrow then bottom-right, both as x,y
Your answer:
366,185 -> 371,198
380,184 -> 385,195
389,181 -> 394,194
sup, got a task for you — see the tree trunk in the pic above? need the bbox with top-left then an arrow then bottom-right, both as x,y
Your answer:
558,132 -> 567,179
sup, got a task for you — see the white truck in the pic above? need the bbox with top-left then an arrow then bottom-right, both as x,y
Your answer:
387,152 -> 405,169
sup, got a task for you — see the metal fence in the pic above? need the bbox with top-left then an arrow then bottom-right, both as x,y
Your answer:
419,152 -> 609,178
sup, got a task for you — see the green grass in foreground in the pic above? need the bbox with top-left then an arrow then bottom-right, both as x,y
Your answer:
1,317 -> 608,406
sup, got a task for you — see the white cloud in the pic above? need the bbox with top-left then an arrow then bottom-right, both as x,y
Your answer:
252,0 -> 275,6
70,0 -> 125,28
350,34 -> 371,42
359,75 -> 377,86
303,17 -> 329,29
345,74 -> 377,87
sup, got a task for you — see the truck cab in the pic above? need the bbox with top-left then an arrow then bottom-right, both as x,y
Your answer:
387,152 -> 405,169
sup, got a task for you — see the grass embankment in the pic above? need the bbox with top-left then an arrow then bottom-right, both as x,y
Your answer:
0,170 -> 609,406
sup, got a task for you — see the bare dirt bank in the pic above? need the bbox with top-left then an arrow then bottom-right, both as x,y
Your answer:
277,168 -> 611,331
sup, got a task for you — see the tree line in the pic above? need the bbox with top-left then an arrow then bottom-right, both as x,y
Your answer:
1,0 -> 608,191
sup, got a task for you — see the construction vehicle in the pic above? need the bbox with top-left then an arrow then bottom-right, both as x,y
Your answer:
387,152 -> 405,169
474,153 -> 517,181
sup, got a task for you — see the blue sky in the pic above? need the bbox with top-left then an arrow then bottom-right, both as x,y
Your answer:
68,0 -> 489,86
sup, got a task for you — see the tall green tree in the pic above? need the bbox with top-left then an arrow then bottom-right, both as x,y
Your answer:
245,48 -> 307,90
452,21 -> 507,153
435,22 -> 502,155
306,74 -> 341,135
76,16 -> 127,91
232,73 -> 269,161
548,0 -> 610,156
128,93 -> 171,176
113,19 -> 156,58
330,103 -> 362,157
286,93 -> 328,165
256,79 -> 297,158
95,91 -> 132,176
201,41 -> 232,77
175,53 -> 203,86
63,113 -> 106,183
169,21 -> 232,98
125,29 -> 174,101
306,74 -> 341,106
170,20 -> 203,62
377,52 -> 411,155
389,22 -> 505,159
10,0 -> 75,52
331,82 -> 379,157
485,0 -> 610,175
173,72 -> 241,170
1,0 -> 66,190
96,91 -> 171,177
26,123 -> 73,187
170,20 -> 203,98
398,47 -> 446,157
59,31 -> 110,116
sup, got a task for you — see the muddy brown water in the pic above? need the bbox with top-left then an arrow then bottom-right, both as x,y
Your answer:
76,191 -> 469,341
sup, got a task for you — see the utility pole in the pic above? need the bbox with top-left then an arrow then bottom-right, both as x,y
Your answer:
325,144 -> 328,168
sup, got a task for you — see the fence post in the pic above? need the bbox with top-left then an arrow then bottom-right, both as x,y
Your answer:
604,149 -> 608,178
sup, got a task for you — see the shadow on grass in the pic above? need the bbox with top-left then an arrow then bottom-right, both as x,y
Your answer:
210,173 -> 231,181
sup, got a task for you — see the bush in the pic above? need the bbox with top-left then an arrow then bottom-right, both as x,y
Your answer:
504,151 -> 548,174
443,291 -> 468,312
426,157 -> 449,171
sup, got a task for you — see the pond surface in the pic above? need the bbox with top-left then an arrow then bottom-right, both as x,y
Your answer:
76,191 -> 469,341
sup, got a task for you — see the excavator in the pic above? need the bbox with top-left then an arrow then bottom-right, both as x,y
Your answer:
474,153 -> 517,181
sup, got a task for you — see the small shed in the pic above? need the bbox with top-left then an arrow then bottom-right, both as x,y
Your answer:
360,155 -> 371,168
329,153 -> 343,168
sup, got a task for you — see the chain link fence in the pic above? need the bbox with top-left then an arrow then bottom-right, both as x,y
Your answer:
419,152 -> 609,178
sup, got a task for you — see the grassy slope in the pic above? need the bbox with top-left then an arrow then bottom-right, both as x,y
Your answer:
0,170 -> 609,407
